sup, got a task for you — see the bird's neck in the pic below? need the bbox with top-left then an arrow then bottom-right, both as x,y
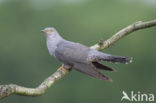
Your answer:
46,34 -> 63,56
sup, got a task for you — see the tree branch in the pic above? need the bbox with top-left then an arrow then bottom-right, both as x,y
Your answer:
1,19 -> 156,100
91,20 -> 156,50
0,67 -> 69,99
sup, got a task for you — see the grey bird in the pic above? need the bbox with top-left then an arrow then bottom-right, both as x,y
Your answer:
42,27 -> 132,81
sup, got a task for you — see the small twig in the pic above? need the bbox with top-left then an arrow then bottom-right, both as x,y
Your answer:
1,19 -> 156,99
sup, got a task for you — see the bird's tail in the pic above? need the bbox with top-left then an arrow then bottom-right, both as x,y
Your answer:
99,53 -> 132,64
92,62 -> 115,72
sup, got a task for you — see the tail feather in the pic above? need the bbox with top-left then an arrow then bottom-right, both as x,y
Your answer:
90,50 -> 132,64
100,54 -> 132,64
92,62 -> 115,72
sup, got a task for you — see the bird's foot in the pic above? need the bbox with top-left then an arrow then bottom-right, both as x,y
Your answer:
57,66 -> 68,72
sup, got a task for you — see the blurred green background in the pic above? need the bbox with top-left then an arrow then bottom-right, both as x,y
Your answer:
0,0 -> 156,103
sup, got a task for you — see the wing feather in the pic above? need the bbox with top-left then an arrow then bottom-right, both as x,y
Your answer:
55,40 -> 89,65
74,62 -> 112,81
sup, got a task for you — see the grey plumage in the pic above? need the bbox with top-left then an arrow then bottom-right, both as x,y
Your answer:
42,27 -> 132,81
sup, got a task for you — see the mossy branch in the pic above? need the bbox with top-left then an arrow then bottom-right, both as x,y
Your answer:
1,19 -> 156,99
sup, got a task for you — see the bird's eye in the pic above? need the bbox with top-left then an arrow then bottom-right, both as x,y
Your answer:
49,29 -> 53,32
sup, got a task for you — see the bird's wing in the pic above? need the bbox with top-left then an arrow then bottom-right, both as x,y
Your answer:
55,41 -> 112,81
55,40 -> 90,65
74,62 -> 112,81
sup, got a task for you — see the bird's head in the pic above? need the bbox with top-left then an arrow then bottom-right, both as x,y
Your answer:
41,27 -> 56,35
41,27 -> 63,40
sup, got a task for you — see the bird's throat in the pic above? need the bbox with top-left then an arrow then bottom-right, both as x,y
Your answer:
46,34 -> 63,56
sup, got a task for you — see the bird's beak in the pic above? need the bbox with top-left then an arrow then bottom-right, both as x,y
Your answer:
41,30 -> 45,33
